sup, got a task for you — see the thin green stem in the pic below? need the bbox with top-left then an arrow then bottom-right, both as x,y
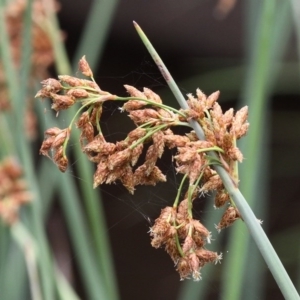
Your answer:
45,8 -> 119,299
197,146 -> 224,154
11,222 -> 42,300
129,124 -> 167,149
173,174 -> 188,208
95,106 -> 102,133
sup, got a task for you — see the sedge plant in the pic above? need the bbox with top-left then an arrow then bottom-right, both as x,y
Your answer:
34,22 -> 300,299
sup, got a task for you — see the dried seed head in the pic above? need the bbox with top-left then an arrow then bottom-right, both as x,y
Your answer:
40,136 -> 55,156
195,248 -> 221,265
206,91 -> 220,109
131,143 -> 143,166
45,127 -> 61,137
134,165 -> 166,186
78,55 -> 93,77
80,122 -> 94,145
177,257 -> 191,280
188,252 -> 201,281
52,128 -> 69,149
200,174 -> 223,193
129,109 -> 159,125
214,189 -> 230,208
196,89 -> 206,102
36,78 -> 62,98
187,155 -> 203,184
191,219 -> 211,240
143,87 -> 162,104
227,146 -> 243,162
84,135 -> 116,155
192,231 -> 205,248
150,221 -> 172,248
165,238 -> 181,263
76,111 -> 89,127
211,102 -> 223,121
122,100 -> 147,111
176,205 -> 189,226
120,164 -> 135,194
174,148 -> 198,163
232,106 -> 249,139
58,75 -> 83,87
67,88 -> 89,99
182,235 -> 195,254
144,145 -> 158,175
57,155 -> 68,172
127,128 -> 147,143
51,94 -> 75,111
186,93 -> 205,119
124,85 -> 147,98
93,161 -> 109,188
53,147 -> 68,172
152,131 -> 165,159
164,134 -> 190,149
216,206 -> 241,232
222,108 -> 234,128
108,148 -> 131,170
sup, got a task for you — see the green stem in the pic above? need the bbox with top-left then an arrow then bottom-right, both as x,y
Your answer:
197,146 -> 224,154
129,124 -> 167,149
11,222 -> 42,300
134,21 -> 300,300
46,9 -> 119,299
174,229 -> 184,257
173,174 -> 188,208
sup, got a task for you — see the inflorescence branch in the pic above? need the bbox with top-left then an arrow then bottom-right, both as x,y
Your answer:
36,56 -> 249,281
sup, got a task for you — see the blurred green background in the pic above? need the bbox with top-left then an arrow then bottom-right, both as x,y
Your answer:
1,0 -> 300,299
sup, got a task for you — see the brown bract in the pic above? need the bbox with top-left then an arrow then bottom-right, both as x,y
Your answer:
40,128 -> 70,172
216,206 -> 241,232
78,55 -> 93,77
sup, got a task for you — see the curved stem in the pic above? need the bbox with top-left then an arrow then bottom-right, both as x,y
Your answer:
129,124 -> 167,149
173,174 -> 188,208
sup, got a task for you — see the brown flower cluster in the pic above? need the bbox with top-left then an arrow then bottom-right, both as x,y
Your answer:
178,89 -> 249,230
0,157 -> 32,225
38,57 -> 250,280
1,0 -> 60,139
4,0 -> 59,74
150,197 -> 221,281
38,57 -> 181,193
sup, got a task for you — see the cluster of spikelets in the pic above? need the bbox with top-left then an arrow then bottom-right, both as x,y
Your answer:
0,0 -> 60,139
0,157 -> 32,225
150,191 -> 222,281
37,56 -> 249,280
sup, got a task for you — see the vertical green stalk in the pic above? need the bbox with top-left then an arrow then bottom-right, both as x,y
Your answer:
223,1 -> 293,299
290,0 -> 300,73
11,222 -> 42,300
0,2 -> 56,299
